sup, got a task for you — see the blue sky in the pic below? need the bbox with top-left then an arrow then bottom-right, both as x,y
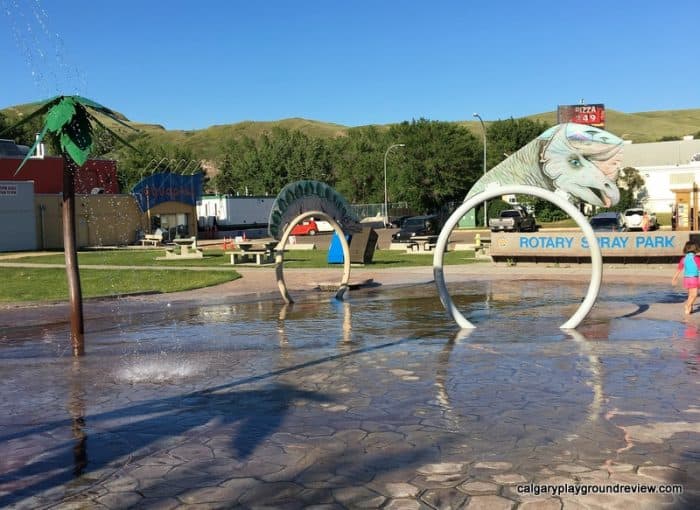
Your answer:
2,0 -> 699,130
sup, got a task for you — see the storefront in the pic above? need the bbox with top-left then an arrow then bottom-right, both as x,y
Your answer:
131,172 -> 203,242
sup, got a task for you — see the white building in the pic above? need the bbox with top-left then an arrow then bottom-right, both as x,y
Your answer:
622,137 -> 700,229
0,181 -> 37,252
196,195 -> 275,228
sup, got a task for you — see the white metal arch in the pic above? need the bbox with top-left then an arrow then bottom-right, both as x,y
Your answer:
275,210 -> 351,303
432,185 -> 603,329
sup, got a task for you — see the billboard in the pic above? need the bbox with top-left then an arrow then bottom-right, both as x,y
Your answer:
557,103 -> 606,128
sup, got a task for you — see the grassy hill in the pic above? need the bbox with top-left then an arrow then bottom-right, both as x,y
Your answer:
141,118 -> 350,158
3,101 -> 700,162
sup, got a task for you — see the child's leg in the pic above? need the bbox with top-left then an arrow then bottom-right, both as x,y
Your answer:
686,288 -> 698,314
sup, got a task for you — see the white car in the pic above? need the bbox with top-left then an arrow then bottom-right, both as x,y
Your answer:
623,208 -> 658,231
313,220 -> 334,233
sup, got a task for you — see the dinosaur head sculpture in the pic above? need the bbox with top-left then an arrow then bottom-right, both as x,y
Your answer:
539,123 -> 624,207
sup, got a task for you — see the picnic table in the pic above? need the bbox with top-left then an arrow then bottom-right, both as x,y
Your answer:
157,236 -> 204,259
405,235 -> 439,253
226,241 -> 277,265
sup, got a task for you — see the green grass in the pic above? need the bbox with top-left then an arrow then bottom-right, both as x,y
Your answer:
281,249 -> 477,268
10,249 -> 230,266
0,267 -> 240,302
1,248 -> 477,302
10,248 -> 478,267
539,218 -> 578,228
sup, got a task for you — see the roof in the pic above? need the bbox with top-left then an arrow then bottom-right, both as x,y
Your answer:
0,139 -> 29,158
621,139 -> 700,167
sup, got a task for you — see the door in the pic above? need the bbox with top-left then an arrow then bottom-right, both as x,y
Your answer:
676,191 -> 690,230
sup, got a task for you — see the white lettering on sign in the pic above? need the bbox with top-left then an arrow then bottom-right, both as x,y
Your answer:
0,184 -> 18,196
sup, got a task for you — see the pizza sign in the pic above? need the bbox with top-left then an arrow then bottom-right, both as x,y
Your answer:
557,104 -> 606,128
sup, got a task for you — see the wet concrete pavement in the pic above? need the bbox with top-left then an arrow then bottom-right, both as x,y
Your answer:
1,262 -> 699,509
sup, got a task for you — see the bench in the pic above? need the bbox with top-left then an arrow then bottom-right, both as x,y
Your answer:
227,249 -> 274,265
140,233 -> 163,246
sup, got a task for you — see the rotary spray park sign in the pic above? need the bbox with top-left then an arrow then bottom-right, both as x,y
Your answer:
490,231 -> 684,260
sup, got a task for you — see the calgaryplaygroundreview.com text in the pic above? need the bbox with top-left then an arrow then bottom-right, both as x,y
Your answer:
517,482 -> 684,497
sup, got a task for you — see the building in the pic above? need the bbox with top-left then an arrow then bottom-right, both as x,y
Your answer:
0,140 -> 203,251
621,137 -> 700,230
0,154 -> 119,194
196,195 -> 275,229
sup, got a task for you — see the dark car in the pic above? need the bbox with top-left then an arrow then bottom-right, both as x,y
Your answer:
589,212 -> 626,232
391,215 -> 439,242
388,215 -> 411,228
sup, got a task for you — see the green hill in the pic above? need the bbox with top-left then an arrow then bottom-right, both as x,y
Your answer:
140,118 -> 350,158
3,101 -> 700,162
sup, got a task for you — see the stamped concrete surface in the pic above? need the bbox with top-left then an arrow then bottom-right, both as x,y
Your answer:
0,261 -> 699,509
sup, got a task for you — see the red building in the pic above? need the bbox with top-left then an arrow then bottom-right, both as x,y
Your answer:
0,156 -> 119,194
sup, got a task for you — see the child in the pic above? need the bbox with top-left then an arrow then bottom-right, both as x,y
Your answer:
672,241 -> 700,314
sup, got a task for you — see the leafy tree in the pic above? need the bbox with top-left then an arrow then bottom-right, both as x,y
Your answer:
330,125 -> 388,203
213,137 -> 261,195
0,110 -> 44,149
1,96 -> 139,356
214,128 -> 333,196
475,199 -> 512,225
113,138 -> 204,192
387,119 -> 481,213
532,199 -> 569,222
613,166 -> 645,211
485,118 -> 551,170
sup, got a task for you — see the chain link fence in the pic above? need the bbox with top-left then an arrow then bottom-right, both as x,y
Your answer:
349,202 -> 411,220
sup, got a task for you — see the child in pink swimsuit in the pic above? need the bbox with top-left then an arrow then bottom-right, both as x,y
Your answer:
672,241 -> 700,314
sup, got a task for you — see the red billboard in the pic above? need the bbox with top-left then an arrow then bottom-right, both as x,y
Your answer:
557,103 -> 606,128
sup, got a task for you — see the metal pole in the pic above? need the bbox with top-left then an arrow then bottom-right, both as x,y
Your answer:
383,143 -> 405,227
473,113 -> 487,227
62,156 -> 85,356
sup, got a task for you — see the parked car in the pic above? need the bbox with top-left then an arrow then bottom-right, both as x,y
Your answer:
623,208 -> 658,231
391,215 -> 439,242
489,208 -> 537,232
290,220 -> 319,236
589,212 -> 626,232
388,215 -> 411,228
313,220 -> 334,233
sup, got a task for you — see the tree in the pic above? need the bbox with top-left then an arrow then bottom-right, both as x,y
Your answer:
330,126 -> 388,204
215,128 -> 334,197
113,138 -> 205,192
0,110 -> 44,148
387,119 -> 481,212
486,117 -> 551,169
1,96 -> 139,356
613,166 -> 646,211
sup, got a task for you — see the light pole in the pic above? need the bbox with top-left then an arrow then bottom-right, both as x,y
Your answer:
473,113 -> 487,227
384,143 -> 406,227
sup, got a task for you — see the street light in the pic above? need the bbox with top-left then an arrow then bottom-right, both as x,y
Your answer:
384,143 -> 406,227
473,113 -> 487,227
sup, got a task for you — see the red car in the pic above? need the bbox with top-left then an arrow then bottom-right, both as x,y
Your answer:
291,220 -> 318,236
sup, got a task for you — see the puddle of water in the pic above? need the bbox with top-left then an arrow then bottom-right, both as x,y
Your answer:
0,281 -> 697,507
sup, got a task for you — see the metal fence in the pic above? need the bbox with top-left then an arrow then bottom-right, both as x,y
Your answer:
349,202 -> 410,220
